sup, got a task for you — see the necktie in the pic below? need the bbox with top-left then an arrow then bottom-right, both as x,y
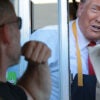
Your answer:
88,41 -> 96,75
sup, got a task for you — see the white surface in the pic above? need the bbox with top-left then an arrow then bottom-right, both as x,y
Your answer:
89,45 -> 100,83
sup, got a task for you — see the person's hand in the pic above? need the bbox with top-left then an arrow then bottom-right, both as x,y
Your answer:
21,41 -> 51,63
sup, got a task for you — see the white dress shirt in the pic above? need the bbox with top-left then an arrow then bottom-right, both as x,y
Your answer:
70,19 -> 89,78
30,26 -> 60,100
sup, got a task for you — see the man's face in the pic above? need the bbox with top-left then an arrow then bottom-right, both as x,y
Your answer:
78,0 -> 100,40
7,17 -> 21,66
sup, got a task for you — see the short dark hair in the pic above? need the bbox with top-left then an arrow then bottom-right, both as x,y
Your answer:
0,0 -> 16,25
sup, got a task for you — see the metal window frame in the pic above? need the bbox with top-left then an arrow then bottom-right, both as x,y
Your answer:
58,0 -> 70,100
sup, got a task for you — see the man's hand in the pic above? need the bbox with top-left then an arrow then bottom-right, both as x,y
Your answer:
22,41 -> 51,63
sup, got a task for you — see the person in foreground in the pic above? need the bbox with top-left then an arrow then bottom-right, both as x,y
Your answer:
29,0 -> 100,100
0,0 -> 51,100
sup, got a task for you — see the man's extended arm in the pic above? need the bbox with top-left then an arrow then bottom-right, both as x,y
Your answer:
18,62 -> 51,100
17,41 -> 51,100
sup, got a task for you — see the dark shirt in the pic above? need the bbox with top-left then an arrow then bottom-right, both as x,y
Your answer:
0,82 -> 27,100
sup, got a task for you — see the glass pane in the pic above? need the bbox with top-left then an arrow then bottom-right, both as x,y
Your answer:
7,0 -> 75,99
31,1 -> 59,100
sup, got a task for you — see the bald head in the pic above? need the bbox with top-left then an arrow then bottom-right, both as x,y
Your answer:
0,0 -> 16,25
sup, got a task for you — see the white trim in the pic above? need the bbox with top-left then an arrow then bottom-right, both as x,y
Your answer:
58,0 -> 70,100
19,0 -> 31,77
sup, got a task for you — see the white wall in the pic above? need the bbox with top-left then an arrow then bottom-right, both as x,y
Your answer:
32,3 -> 58,30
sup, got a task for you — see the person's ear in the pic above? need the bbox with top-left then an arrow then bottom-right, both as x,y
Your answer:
0,25 -> 10,44
77,3 -> 84,17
